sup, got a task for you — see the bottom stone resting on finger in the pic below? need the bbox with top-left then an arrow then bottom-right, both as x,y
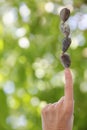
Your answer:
60,53 -> 71,68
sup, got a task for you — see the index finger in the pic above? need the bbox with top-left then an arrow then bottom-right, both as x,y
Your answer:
64,68 -> 73,105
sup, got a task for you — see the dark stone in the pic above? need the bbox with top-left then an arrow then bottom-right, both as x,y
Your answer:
62,37 -> 71,52
60,53 -> 71,68
60,8 -> 70,22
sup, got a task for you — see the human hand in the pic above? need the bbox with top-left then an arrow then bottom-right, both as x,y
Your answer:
41,68 -> 74,130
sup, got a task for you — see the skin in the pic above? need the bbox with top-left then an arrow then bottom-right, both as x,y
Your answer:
41,68 -> 74,130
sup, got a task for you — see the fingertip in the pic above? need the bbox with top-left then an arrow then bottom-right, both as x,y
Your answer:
65,68 -> 73,87
65,68 -> 72,77
65,68 -> 70,73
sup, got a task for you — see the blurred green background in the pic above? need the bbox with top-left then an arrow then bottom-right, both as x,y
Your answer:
0,0 -> 87,130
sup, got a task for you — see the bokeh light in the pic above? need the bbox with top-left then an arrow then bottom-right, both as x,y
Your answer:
18,37 -> 30,48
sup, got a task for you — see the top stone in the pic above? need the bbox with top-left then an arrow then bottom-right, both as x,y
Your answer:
60,8 -> 70,22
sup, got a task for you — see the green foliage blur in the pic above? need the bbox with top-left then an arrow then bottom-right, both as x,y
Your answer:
0,0 -> 87,130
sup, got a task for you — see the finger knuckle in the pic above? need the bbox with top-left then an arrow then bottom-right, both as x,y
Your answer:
65,106 -> 74,116
41,108 -> 45,115
66,108 -> 72,115
50,105 -> 55,112
41,107 -> 47,114
41,104 -> 50,115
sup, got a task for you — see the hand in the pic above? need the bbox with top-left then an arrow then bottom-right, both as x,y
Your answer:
41,68 -> 74,130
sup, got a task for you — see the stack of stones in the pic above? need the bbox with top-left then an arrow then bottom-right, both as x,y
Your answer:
60,8 -> 71,68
